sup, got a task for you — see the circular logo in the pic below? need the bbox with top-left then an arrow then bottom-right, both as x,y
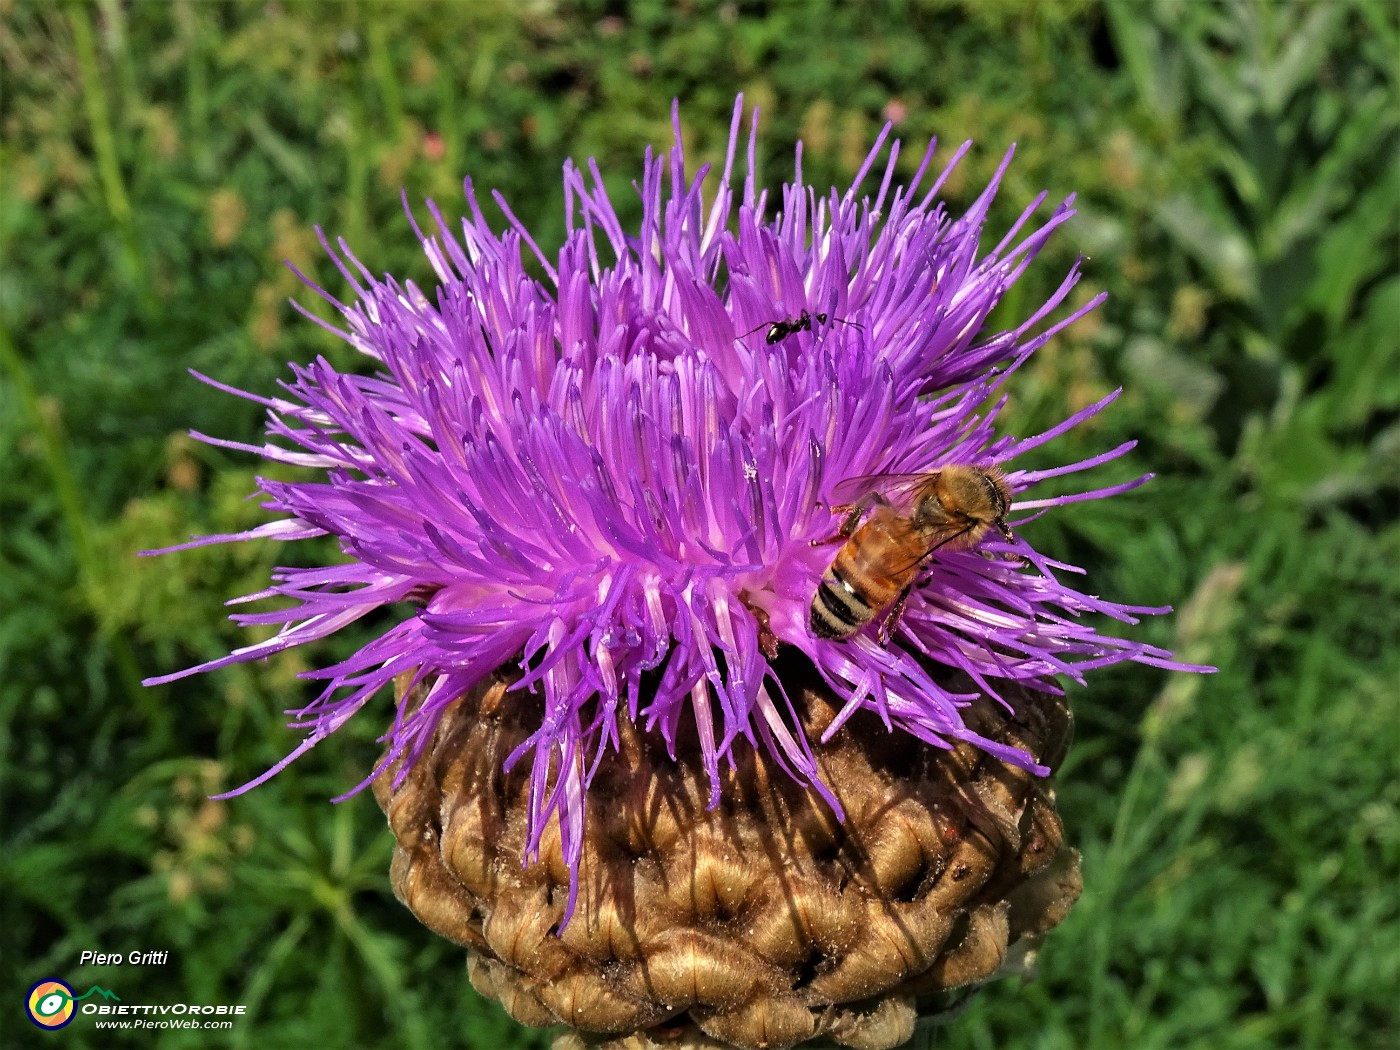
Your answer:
27,979 -> 76,1030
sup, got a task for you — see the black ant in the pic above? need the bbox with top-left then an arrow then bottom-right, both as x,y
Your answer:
741,310 -> 860,345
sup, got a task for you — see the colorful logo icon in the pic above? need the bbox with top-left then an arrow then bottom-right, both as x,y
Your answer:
26,979 -> 76,1030
25,981 -> 121,1031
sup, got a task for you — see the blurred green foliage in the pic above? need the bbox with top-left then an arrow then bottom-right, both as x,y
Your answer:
2,1 -> 1395,1048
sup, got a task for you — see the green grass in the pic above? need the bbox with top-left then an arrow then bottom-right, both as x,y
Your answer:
2,1 -> 1395,1048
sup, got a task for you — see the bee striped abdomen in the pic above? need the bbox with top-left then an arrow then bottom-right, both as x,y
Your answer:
810,523 -> 911,640
811,563 -> 870,639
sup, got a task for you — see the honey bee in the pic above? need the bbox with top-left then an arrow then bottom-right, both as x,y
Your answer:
809,466 -> 1015,642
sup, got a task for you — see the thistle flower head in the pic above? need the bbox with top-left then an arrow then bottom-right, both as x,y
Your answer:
147,98 -> 1200,921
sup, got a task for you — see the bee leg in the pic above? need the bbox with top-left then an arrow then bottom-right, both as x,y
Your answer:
835,502 -> 867,536
876,586 -> 913,646
739,591 -> 781,660
810,497 -> 875,546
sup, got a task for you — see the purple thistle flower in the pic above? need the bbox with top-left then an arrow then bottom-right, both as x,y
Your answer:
146,98 -> 1206,922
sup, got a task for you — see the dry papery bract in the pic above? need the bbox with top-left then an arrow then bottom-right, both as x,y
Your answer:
375,656 -> 1081,1050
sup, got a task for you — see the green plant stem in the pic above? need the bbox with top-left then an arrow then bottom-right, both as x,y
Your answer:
345,97 -> 370,251
69,2 -> 153,314
1087,732 -> 1161,1049
69,4 -> 130,224
367,18 -> 405,141
0,325 -> 166,744
178,4 -> 212,179
231,913 -> 309,1050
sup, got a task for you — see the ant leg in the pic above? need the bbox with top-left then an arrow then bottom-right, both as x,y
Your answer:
877,586 -> 913,646
827,316 -> 864,333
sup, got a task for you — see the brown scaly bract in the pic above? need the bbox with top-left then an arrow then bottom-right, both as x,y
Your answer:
374,661 -> 1082,1050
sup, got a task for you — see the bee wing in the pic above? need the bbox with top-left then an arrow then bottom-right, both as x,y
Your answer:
829,472 -> 938,510
885,521 -> 981,577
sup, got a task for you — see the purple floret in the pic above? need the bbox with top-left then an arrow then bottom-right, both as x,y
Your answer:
145,97 -> 1206,921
